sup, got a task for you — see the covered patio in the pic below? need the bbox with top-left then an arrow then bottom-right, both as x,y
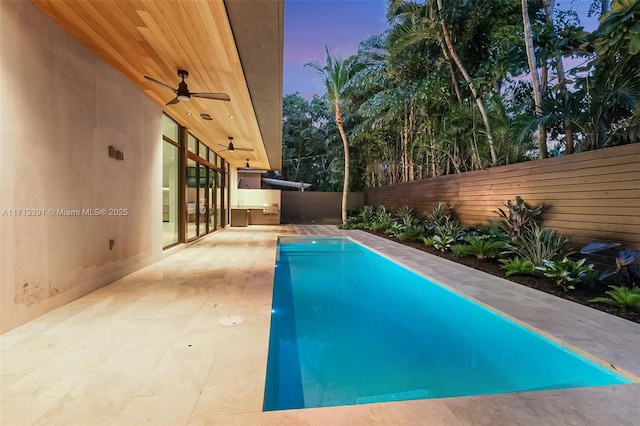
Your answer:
1,226 -> 638,425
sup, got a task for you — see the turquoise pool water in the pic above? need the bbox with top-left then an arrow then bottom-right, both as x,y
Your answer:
263,237 -> 631,411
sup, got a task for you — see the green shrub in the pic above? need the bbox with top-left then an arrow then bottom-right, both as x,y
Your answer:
397,225 -> 425,241
425,202 -> 454,226
397,205 -> 419,228
358,205 -> 376,229
590,286 -> 640,312
503,224 -> 570,266
384,223 -> 403,237
459,236 -> 504,259
499,257 -> 537,277
451,244 -> 469,257
422,236 -> 435,247
428,221 -> 464,252
535,257 -> 599,291
431,234 -> 456,252
371,206 -> 393,232
496,196 -> 544,237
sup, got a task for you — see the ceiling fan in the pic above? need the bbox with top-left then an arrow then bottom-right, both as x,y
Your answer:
144,70 -> 230,105
218,137 -> 254,153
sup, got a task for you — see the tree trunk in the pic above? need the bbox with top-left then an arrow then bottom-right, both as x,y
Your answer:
408,101 -> 415,181
335,101 -> 349,225
522,0 -> 548,159
542,0 -> 574,154
402,108 -> 409,182
436,0 -> 498,166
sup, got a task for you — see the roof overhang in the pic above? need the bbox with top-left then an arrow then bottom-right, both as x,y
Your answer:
262,177 -> 312,190
30,0 -> 283,170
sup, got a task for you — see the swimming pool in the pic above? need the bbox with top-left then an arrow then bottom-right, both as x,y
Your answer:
263,237 -> 632,411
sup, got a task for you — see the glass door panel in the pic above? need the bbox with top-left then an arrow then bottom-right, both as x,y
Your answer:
162,141 -> 179,247
199,165 -> 207,234
187,158 -> 198,240
209,169 -> 217,231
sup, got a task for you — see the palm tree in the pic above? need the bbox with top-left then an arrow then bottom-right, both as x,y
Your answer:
388,0 -> 499,166
305,46 -> 359,225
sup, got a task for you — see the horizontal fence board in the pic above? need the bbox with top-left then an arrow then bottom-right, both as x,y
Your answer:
366,144 -> 640,251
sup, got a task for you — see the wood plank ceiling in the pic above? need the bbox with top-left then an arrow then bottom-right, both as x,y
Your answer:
30,0 -> 283,170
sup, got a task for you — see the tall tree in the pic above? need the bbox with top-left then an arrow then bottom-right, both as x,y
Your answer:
521,0 -> 548,158
388,0 -> 499,166
434,0 -> 499,166
305,46 -> 360,224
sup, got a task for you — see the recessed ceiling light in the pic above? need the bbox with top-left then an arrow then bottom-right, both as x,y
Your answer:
228,115 -> 234,119
186,111 -> 193,116
200,113 -> 213,120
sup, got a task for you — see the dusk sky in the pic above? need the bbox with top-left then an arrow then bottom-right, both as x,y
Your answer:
283,0 -> 600,99
284,0 -> 388,99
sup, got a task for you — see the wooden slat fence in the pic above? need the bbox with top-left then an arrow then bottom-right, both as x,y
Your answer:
366,144 -> 640,251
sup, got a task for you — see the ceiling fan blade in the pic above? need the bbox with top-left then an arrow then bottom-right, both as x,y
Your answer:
166,97 -> 180,105
191,92 -> 231,102
235,147 -> 254,151
144,75 -> 177,93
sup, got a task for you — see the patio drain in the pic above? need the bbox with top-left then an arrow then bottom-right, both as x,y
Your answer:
219,315 -> 244,326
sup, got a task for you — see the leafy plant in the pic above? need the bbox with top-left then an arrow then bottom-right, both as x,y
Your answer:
431,234 -> 456,252
371,206 -> 393,232
396,205 -> 418,228
450,244 -> 469,257
590,286 -> 640,312
384,223 -> 403,237
358,205 -> 375,229
471,222 -> 510,243
452,236 -> 504,259
496,196 -> 544,237
422,236 -> 435,247
535,257 -> 599,291
499,257 -> 537,277
397,225 -> 425,241
425,202 -> 454,227
503,224 -> 570,266
427,221 -> 464,252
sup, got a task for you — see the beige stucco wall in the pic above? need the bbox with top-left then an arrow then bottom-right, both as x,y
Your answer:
0,1 -> 164,332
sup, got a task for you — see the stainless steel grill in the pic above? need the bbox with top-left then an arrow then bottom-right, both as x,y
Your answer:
262,203 -> 280,215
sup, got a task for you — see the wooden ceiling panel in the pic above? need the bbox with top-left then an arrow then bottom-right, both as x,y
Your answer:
30,0 -> 283,170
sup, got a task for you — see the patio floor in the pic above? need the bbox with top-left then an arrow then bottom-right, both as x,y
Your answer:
1,225 -> 639,425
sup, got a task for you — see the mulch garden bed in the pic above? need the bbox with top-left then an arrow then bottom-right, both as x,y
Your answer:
367,231 -> 640,325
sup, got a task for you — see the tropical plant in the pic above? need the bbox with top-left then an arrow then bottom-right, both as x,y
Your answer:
535,257 -> 599,291
590,286 -> 640,312
397,205 -> 418,227
425,202 -> 454,226
397,225 -> 425,241
359,205 -> 376,228
371,206 -> 394,232
471,222 -> 510,245
499,257 -> 537,277
453,236 -> 505,259
426,221 -> 464,252
503,223 -> 570,266
496,196 -> 544,237
385,222 -> 404,237
305,46 -> 363,225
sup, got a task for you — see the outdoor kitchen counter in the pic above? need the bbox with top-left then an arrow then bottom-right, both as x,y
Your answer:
230,206 -> 280,226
